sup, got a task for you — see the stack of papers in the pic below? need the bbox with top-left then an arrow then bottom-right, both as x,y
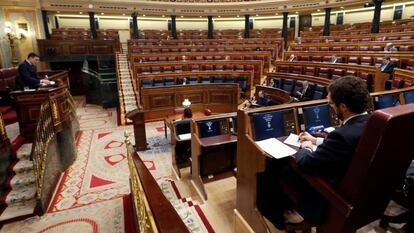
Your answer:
283,133 -> 318,151
255,138 -> 297,159
178,133 -> 191,140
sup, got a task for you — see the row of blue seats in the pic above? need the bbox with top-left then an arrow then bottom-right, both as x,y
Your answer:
267,78 -> 327,100
140,76 -> 248,91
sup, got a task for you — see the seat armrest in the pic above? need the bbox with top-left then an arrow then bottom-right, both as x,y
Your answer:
289,161 -> 353,217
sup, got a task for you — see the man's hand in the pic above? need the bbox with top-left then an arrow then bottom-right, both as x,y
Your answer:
299,131 -> 316,144
300,141 -> 314,152
41,79 -> 51,85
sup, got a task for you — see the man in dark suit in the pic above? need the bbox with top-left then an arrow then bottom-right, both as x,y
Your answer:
16,52 -> 50,89
256,90 -> 269,106
379,56 -> 397,75
296,81 -> 313,101
257,76 -> 370,230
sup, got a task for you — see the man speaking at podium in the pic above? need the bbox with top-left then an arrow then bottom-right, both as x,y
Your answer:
16,52 -> 51,89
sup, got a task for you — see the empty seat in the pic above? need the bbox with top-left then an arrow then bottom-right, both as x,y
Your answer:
168,57 -> 176,61
313,85 -> 326,99
190,65 -> 200,71
359,46 -> 369,51
345,46 -> 357,51
318,68 -> 331,79
224,64 -> 234,71
304,67 -> 316,76
332,47 -> 342,51
214,56 -> 223,60
277,65 -> 289,73
151,66 -> 161,73
391,78 -> 403,90
320,47 -> 329,51
282,79 -> 294,94
406,59 -> 414,70
140,67 -> 151,74
360,57 -> 373,66
348,57 -> 360,64
195,56 -> 203,60
291,66 -> 303,74
174,66 -> 183,72
299,56 -> 310,61
213,76 -> 224,83
188,76 -> 198,84
235,65 -> 244,71
332,69 -> 345,80
204,65 -> 213,71
371,45 -> 383,51
158,57 -> 167,62
391,58 -> 401,68
345,70 -> 357,76
153,78 -> 164,86
164,77 -> 175,86
201,76 -> 211,83
141,78 -> 153,88
311,56 -> 322,62
374,57 -> 383,68
148,57 -> 157,62
399,45 -> 414,51
224,77 -> 235,83
308,47 -> 318,51
245,65 -> 254,71
236,77 -> 248,93
215,65 -> 224,71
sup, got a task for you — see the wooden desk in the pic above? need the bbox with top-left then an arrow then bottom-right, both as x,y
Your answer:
11,86 -> 72,141
140,83 -> 239,121
191,113 -> 237,200
255,85 -> 292,105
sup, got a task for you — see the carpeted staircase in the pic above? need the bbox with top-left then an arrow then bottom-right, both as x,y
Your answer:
0,137 -> 37,225
117,42 -> 140,125
0,106 -> 17,126
158,179 -> 215,232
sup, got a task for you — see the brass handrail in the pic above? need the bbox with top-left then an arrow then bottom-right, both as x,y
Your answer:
31,102 -> 55,199
125,131 -> 159,233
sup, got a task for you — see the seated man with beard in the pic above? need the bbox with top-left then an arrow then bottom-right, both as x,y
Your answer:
257,76 -> 370,230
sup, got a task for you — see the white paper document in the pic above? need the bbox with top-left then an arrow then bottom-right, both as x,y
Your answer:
178,133 -> 191,140
256,138 -> 297,159
283,133 -> 318,151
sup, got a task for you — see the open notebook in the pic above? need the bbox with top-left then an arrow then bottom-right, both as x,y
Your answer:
255,138 -> 297,159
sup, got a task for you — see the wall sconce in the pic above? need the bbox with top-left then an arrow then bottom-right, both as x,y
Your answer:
182,98 -> 191,108
4,21 -> 27,66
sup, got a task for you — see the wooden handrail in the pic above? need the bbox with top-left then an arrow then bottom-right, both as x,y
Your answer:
125,132 -> 189,233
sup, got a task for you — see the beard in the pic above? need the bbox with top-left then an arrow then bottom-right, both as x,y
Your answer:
336,110 -> 344,121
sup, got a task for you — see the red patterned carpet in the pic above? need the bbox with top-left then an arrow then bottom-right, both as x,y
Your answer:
48,127 -> 132,212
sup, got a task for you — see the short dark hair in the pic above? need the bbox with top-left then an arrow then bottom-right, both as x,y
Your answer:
383,56 -> 391,61
27,52 -> 39,59
183,108 -> 193,118
328,76 -> 369,114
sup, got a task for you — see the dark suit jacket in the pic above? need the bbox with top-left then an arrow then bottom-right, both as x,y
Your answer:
16,60 -> 40,89
294,114 -> 370,186
380,61 -> 396,75
298,87 -> 313,101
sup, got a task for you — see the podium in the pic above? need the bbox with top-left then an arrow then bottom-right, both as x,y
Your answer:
373,70 -> 390,92
126,109 -> 148,151
11,86 -> 72,141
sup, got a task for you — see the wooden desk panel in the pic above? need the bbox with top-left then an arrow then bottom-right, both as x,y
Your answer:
130,51 -> 272,70
298,31 -> 414,43
266,72 -> 331,86
140,84 -> 239,121
37,39 -> 120,58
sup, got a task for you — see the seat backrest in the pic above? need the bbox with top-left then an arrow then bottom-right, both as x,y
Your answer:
282,79 -> 294,93
293,80 -> 303,94
173,119 -> 191,135
141,78 -> 153,87
338,105 -> 414,229
373,94 -> 399,109
312,84 -> 325,99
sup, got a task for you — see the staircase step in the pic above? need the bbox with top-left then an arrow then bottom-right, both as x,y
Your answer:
9,171 -> 35,190
0,199 -> 36,222
4,186 -> 36,206
16,144 -> 32,160
12,159 -> 33,174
